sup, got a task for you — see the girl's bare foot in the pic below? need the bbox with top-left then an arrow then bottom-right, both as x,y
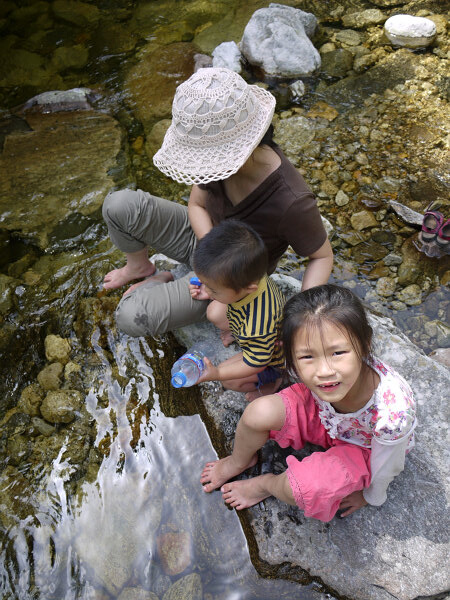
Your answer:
220,330 -> 235,347
123,271 -> 174,296
200,454 -> 257,493
221,476 -> 271,510
103,262 -> 156,290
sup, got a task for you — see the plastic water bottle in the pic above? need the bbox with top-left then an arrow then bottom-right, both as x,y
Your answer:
171,341 -> 215,388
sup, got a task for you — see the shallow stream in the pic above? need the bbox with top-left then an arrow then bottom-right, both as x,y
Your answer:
0,0 -> 448,598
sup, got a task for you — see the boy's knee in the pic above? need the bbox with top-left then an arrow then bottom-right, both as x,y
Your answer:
102,189 -> 140,224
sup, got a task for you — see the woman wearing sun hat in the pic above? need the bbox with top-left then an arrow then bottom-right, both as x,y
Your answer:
102,67 -> 333,337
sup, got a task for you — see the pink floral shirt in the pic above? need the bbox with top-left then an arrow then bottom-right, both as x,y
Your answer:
312,358 -> 416,451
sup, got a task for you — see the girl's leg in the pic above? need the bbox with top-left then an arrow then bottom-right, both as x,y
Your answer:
222,443 -> 370,516
201,393 -> 286,492
206,301 -> 234,347
221,471 -> 296,509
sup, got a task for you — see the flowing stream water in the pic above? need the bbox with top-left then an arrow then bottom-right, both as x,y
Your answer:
0,0 -> 448,598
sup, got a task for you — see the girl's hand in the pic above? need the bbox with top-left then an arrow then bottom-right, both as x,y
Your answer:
189,283 -> 211,301
197,357 -> 218,383
338,490 -> 368,517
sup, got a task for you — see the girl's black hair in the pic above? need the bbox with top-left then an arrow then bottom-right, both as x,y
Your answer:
282,284 -> 373,377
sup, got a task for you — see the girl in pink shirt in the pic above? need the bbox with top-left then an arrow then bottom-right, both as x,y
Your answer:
200,284 -> 416,521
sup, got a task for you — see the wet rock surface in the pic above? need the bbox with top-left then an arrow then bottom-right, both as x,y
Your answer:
175,273 -> 450,600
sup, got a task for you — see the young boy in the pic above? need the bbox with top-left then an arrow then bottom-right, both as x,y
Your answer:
189,220 -> 285,401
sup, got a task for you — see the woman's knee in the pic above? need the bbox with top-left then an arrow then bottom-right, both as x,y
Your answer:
102,189 -> 140,225
115,294 -> 161,337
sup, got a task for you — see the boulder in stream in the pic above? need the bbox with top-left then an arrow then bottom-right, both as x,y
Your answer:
240,4 -> 321,77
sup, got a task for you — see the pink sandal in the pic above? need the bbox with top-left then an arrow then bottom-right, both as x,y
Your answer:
421,205 -> 444,243
436,218 -> 450,252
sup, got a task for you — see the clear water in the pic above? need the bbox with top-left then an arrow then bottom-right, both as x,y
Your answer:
0,0 -> 447,598
0,330 -> 328,599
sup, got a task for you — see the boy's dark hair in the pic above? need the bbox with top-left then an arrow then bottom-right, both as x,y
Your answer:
193,220 -> 268,291
282,284 -> 373,377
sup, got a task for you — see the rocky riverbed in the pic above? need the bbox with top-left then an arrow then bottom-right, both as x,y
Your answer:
0,0 -> 449,599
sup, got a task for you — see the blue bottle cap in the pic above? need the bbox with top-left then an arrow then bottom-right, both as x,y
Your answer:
171,372 -> 187,388
189,276 -> 202,286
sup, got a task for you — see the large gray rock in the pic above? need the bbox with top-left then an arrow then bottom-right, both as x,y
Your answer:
174,274 -> 450,600
240,4 -> 321,77
212,41 -> 242,73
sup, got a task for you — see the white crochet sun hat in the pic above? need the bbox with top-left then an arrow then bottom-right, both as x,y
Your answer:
153,67 -> 276,185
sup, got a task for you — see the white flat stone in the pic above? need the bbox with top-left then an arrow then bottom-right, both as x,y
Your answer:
384,14 -> 437,48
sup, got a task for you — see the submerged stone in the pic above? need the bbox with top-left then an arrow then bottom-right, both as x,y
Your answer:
342,9 -> 385,29
0,110 -> 124,249
157,530 -> 192,575
52,0 -> 101,28
17,383 -> 44,416
40,389 -> 82,423
37,361 -> 64,391
45,334 -> 71,364
124,42 -> 197,129
273,116 -> 316,165
162,573 -> 202,600
320,48 -> 353,78
118,588 -> 159,600
350,210 -> 378,231
51,45 -> 89,71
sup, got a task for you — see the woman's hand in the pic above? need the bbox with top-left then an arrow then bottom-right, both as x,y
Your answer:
338,490 -> 368,517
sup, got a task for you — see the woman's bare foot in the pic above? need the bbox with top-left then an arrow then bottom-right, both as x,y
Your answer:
200,454 -> 257,493
221,476 -> 271,509
103,262 -> 156,290
220,330 -> 235,347
123,271 -> 174,296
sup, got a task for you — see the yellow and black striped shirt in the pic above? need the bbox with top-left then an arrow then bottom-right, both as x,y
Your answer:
226,275 -> 285,369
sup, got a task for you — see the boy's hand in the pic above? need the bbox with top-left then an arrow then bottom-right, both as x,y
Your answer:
338,490 -> 368,517
197,357 -> 218,383
189,280 -> 211,301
